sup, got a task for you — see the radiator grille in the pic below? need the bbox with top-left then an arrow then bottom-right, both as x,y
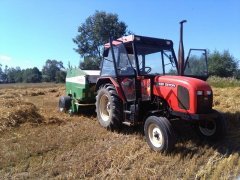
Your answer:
196,94 -> 213,114
177,85 -> 190,110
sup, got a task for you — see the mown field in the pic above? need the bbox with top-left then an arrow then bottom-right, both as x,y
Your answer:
0,82 -> 240,179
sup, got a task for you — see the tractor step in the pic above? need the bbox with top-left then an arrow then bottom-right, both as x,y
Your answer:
124,110 -> 132,114
122,121 -> 132,126
75,102 -> 95,106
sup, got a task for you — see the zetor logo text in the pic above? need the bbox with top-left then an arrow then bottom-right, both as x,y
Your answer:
156,82 -> 176,88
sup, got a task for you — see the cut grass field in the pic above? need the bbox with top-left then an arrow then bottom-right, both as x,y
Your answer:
208,76 -> 240,88
0,83 -> 239,179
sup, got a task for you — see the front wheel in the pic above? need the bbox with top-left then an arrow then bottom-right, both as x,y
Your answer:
144,116 -> 175,153
196,111 -> 227,141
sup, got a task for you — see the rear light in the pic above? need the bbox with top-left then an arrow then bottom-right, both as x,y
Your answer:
197,91 -> 203,96
206,90 -> 212,95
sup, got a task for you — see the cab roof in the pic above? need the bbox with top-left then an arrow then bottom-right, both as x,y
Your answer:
104,35 -> 173,49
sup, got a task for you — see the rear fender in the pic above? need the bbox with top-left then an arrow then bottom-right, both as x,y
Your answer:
96,77 -> 126,102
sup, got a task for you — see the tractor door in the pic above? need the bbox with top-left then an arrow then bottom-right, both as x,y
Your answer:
115,43 -> 136,102
102,40 -> 136,102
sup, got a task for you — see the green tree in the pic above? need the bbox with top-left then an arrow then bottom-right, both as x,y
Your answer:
234,69 -> 240,79
208,50 -> 238,77
5,67 -> 16,83
79,56 -> 100,70
22,67 -> 42,83
0,64 -> 5,83
0,66 -> 22,83
55,71 -> 66,83
42,59 -> 64,82
73,11 -> 128,69
13,67 -> 23,83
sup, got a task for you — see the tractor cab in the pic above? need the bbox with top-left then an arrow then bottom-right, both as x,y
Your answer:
102,35 -> 178,78
102,35 -> 208,81
101,35 -> 180,105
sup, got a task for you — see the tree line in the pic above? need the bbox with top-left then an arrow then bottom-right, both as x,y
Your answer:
208,50 -> 239,78
0,59 -> 66,83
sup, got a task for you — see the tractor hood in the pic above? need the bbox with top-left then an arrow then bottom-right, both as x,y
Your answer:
153,75 -> 212,114
154,75 -> 211,91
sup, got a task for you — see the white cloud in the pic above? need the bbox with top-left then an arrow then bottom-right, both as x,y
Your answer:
0,55 -> 12,64
0,55 -> 41,69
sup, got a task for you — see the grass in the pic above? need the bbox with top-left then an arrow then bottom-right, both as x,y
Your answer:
0,82 -> 64,89
208,76 -> 240,88
0,83 -> 239,179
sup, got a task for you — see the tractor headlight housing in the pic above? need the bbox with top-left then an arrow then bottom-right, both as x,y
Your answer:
196,90 -> 213,114
206,90 -> 212,95
197,90 -> 203,96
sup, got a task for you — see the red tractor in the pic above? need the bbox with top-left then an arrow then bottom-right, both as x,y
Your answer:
95,20 -> 226,152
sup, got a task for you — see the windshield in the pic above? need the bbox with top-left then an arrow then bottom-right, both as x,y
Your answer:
135,43 -> 177,75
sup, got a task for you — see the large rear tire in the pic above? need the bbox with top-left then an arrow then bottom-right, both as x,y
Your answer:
196,110 -> 227,141
96,84 -> 123,130
144,116 -> 175,152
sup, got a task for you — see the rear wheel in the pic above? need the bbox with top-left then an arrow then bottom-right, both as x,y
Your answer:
96,84 -> 123,130
196,111 -> 227,141
144,116 -> 175,152
59,96 -> 71,113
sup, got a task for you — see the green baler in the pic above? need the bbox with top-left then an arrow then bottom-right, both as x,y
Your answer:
59,68 -> 100,113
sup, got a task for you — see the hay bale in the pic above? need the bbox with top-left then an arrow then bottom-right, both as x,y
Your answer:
30,90 -> 45,96
48,88 -> 57,93
0,99 -> 43,132
0,90 -> 20,99
45,117 -> 65,125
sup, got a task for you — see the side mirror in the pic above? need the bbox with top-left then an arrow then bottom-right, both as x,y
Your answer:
103,49 -> 109,57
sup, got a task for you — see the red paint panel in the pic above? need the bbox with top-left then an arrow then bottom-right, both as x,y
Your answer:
141,78 -> 151,101
120,78 -> 136,101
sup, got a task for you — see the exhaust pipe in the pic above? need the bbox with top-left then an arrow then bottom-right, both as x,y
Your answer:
178,20 -> 187,76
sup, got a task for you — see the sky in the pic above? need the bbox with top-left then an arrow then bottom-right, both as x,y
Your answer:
0,0 -> 240,70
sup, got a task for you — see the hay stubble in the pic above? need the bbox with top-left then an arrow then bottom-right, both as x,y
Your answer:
0,84 -> 239,179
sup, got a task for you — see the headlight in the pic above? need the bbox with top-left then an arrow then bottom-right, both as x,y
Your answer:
197,90 -> 203,95
206,90 -> 212,95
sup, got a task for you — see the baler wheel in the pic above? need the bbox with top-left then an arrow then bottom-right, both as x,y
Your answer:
96,84 -> 123,130
59,96 -> 71,113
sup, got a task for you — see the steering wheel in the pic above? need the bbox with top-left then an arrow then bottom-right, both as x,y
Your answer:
140,66 -> 152,74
